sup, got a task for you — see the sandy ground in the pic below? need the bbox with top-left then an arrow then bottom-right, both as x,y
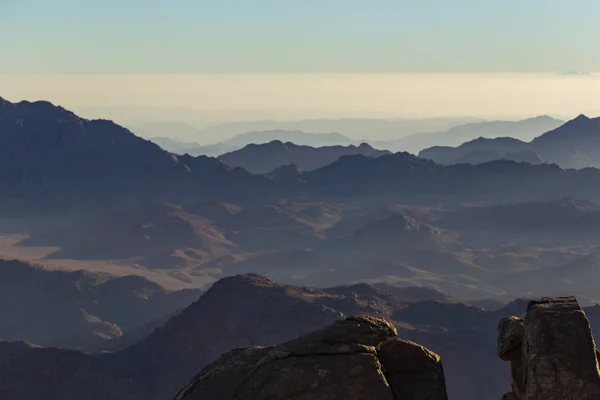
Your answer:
0,234 -> 214,290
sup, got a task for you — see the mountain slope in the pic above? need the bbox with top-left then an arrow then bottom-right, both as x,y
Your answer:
0,259 -> 201,348
218,140 -> 391,173
530,114 -> 600,168
0,97 -> 263,212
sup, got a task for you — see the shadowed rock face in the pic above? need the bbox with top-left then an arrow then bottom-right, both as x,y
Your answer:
174,315 -> 448,400
499,296 -> 600,400
378,338 -> 448,400
523,297 -> 600,400
498,316 -> 525,398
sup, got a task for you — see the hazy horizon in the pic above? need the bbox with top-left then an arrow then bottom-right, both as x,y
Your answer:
3,1 -> 600,143
1,73 -> 598,142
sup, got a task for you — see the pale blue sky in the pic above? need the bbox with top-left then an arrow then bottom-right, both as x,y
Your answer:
1,0 -> 599,73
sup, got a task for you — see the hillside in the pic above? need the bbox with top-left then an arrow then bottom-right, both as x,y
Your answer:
0,259 -> 201,348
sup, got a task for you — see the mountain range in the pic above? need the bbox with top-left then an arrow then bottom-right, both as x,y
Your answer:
375,115 -> 564,153
2,96 -> 593,214
150,116 -> 564,157
0,97 -> 267,212
6,97 -> 600,299
3,96 -> 600,399
218,140 -> 391,173
152,130 -> 356,157
420,115 -> 600,168
191,117 -> 473,143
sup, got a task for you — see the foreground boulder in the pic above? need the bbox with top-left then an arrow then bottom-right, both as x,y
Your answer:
174,315 -> 448,400
499,296 -> 600,400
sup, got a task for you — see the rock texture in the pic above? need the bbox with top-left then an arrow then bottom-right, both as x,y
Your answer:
498,296 -> 600,400
378,338 -> 448,400
523,297 -> 600,400
174,315 -> 448,400
497,316 -> 525,399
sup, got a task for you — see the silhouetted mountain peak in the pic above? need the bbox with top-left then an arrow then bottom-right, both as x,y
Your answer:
573,114 -> 591,122
531,114 -> 600,145
0,97 -> 79,122
218,141 -> 390,174
466,136 -> 526,146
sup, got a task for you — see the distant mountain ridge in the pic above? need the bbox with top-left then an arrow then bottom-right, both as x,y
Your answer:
419,115 -> 600,168
155,130 -> 357,157
193,117 -> 473,145
6,97 -> 600,211
373,116 -> 564,153
150,117 -> 563,157
218,140 -> 391,173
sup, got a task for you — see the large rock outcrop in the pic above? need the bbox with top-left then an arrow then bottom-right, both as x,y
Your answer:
498,316 -> 525,398
174,315 -> 448,400
498,296 -> 600,400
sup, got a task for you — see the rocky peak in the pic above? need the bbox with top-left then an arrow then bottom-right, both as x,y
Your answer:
498,296 -> 600,400
174,315 -> 448,400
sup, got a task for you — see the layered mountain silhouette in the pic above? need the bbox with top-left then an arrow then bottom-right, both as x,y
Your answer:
373,115 -> 564,153
191,117 -> 470,149
419,115 -> 600,168
7,97 -> 600,302
7,97 -> 600,211
159,130 -> 356,157
218,140 -> 391,173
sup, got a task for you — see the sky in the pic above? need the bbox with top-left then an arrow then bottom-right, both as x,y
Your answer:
1,0 -> 599,74
1,0 -> 599,127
